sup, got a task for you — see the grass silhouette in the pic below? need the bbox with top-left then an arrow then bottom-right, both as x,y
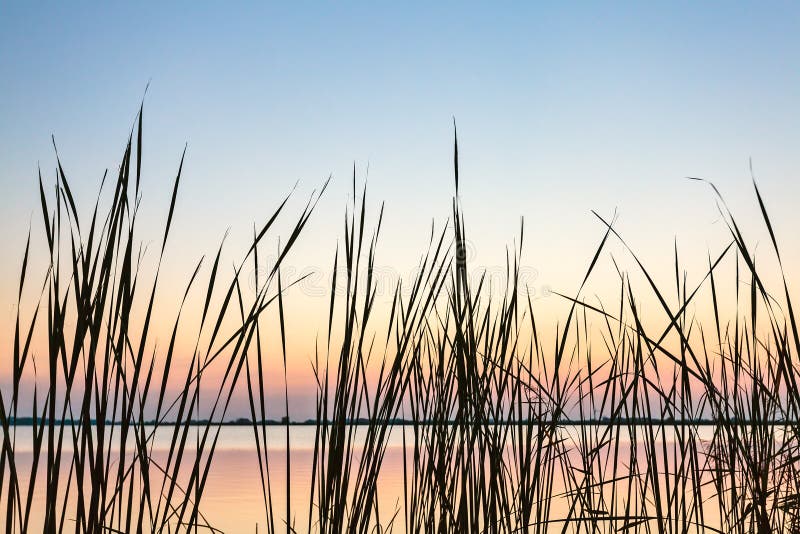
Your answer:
2,108 -> 800,533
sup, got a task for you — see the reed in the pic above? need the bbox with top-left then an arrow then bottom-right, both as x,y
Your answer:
0,106 -> 325,533
3,108 -> 800,533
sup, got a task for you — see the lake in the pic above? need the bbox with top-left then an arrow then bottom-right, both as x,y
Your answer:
4,423 -> 759,532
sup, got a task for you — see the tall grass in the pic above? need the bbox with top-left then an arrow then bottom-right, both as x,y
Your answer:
3,110 -> 800,533
0,107 -> 325,533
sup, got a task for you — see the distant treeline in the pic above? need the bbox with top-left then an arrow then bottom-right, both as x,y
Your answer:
8,416 -> 800,426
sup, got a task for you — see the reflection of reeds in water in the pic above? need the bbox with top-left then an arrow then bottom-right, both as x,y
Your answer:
3,108 -> 800,533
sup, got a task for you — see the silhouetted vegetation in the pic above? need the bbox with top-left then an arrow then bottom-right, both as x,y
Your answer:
3,108 -> 800,533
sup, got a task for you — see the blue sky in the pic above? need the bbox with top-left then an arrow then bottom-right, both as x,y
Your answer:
2,3 -> 800,392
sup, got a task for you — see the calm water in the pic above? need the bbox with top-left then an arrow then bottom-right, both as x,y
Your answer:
8,425 -> 408,532
5,424 -> 740,532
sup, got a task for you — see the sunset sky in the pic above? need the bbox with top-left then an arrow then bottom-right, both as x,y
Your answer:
2,2 -> 800,417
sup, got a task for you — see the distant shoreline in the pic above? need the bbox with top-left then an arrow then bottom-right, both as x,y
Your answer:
6,417 -> 799,427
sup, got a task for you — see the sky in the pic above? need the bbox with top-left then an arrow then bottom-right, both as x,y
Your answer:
2,2 -> 800,417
